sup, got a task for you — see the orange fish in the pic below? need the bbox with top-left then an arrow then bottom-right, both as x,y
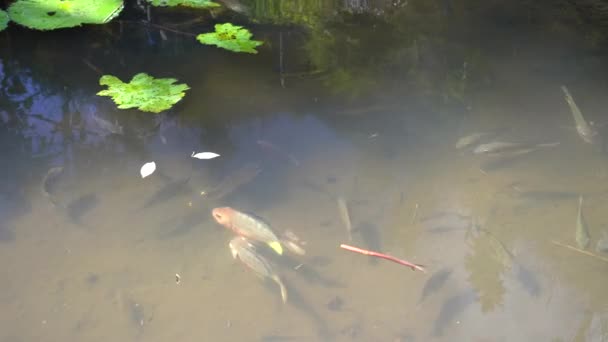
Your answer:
212,207 -> 283,255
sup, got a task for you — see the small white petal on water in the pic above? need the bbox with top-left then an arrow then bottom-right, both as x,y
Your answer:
191,152 -> 220,160
140,162 -> 156,178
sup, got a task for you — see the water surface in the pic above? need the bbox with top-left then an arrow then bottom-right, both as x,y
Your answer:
2,1 -> 608,341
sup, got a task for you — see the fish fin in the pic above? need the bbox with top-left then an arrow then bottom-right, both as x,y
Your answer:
268,241 -> 283,255
274,276 -> 288,304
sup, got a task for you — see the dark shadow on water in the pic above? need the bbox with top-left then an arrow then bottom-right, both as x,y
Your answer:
260,247 -> 345,289
515,263 -> 541,297
355,221 -> 382,265
418,268 -> 453,304
431,289 -> 477,337
280,277 -> 333,341
156,207 -> 211,239
140,177 -> 193,210
66,193 -> 99,226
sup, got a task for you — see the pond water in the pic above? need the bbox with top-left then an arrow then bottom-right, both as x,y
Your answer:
2,1 -> 608,341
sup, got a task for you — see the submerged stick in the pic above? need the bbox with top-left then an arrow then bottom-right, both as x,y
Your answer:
551,240 -> 608,263
82,59 -> 103,75
340,244 -> 426,272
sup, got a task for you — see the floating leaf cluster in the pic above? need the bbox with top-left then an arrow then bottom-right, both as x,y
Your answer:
97,73 -> 190,113
197,23 -> 263,54
7,0 -> 123,30
0,10 -> 8,32
146,0 -> 220,8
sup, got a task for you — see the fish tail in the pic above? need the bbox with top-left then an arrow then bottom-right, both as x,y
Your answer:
274,276 -> 288,304
268,241 -> 283,255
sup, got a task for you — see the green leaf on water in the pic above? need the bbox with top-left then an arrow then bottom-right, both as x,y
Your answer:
146,0 -> 220,8
8,0 -> 124,31
97,73 -> 190,113
197,23 -> 263,54
0,10 -> 9,32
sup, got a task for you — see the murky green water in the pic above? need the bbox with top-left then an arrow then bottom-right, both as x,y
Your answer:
2,1 -> 608,341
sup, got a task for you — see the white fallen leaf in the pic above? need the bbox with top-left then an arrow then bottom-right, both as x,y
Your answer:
191,152 -> 220,160
140,162 -> 156,178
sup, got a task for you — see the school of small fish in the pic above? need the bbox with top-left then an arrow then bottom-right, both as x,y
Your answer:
34,83 -> 608,339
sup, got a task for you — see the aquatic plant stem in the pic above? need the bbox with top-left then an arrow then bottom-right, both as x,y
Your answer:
340,244 -> 426,272
551,240 -> 608,263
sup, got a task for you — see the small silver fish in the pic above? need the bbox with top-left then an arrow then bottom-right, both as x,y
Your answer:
337,197 -> 352,241
229,236 -> 288,303
257,140 -> 299,166
561,85 -> 598,144
473,141 -> 524,154
91,113 -> 123,135
455,132 -> 494,149
576,196 -> 590,249
473,141 -> 559,155
202,163 -> 261,200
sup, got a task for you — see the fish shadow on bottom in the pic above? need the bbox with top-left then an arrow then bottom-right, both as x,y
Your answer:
353,221 -> 383,265
261,250 -> 345,289
156,207 -> 211,240
279,277 -> 333,342
418,268 -> 453,305
139,177 -> 193,211
514,263 -> 541,297
66,193 -> 99,226
431,289 -> 477,337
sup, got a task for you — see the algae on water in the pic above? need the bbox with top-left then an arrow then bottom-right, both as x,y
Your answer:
197,23 -> 263,54
97,73 -> 190,113
8,0 -> 123,30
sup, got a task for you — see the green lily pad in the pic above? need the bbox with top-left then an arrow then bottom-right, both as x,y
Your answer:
146,0 -> 220,8
0,10 -> 9,32
97,73 -> 190,113
8,0 -> 124,31
197,23 -> 263,54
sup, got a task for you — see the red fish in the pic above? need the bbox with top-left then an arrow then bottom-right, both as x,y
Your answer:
212,207 -> 283,255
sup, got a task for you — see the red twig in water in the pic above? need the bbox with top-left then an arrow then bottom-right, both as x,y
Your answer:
340,244 -> 426,273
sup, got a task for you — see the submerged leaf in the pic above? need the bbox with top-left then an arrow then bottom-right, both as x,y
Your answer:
196,23 -> 263,54
8,0 -> 124,30
140,162 -> 156,178
146,0 -> 220,8
97,73 -> 190,113
0,10 -> 9,32
464,230 -> 506,313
